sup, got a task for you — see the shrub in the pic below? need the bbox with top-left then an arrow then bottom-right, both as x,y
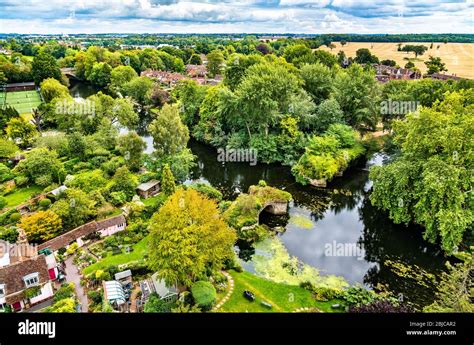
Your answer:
349,299 -> 414,313
144,293 -> 175,313
9,212 -> 21,223
38,198 -> 52,210
109,191 -> 127,206
54,283 -> 75,302
0,197 -> 6,210
0,226 -> 19,242
14,175 -> 29,187
188,183 -> 223,201
343,285 -> 377,307
191,281 -> 216,311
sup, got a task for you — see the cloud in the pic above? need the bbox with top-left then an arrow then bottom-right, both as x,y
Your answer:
0,0 -> 471,33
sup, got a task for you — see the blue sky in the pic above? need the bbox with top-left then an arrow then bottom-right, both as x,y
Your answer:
0,0 -> 472,34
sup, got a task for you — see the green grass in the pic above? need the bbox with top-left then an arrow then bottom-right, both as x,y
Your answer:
5,90 -> 42,114
82,236 -> 150,275
219,270 -> 344,313
141,194 -> 162,207
4,185 -> 43,208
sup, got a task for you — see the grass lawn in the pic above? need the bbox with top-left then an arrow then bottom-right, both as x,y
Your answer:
4,185 -> 43,208
141,195 -> 162,207
82,235 -> 150,275
5,90 -> 42,114
219,270 -> 344,313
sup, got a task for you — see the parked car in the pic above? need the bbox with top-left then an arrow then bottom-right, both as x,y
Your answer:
243,290 -> 255,301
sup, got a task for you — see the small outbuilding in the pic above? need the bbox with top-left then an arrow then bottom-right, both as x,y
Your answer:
114,270 -> 132,286
136,180 -> 160,199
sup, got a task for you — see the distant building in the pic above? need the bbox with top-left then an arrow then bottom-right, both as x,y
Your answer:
141,70 -> 186,87
5,82 -> 36,92
186,64 -> 207,78
37,214 -> 127,252
136,180 -> 160,199
428,72 -> 462,81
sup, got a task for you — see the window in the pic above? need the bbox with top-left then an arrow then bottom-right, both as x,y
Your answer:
0,284 -> 5,297
23,273 -> 39,288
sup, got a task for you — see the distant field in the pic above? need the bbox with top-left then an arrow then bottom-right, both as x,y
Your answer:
319,42 -> 474,79
4,90 -> 42,114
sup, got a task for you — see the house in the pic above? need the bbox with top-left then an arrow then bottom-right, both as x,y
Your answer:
0,242 -> 57,312
140,70 -> 186,87
186,64 -> 207,78
136,180 -> 160,199
372,64 -> 421,83
429,72 -> 462,81
37,214 -> 127,253
114,270 -> 132,286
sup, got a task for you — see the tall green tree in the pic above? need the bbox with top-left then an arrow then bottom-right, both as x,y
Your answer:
206,50 -> 224,77
116,132 -> 147,172
14,147 -> 65,186
51,188 -> 96,229
148,188 -> 236,287
32,51 -> 61,84
333,63 -> 379,132
370,92 -> 473,254
160,164 -> 175,196
149,104 -> 189,157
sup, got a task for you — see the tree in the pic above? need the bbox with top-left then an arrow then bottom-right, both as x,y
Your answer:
0,106 -> 20,134
300,62 -> 334,104
404,61 -> 415,69
161,164 -> 175,196
66,170 -> 108,194
0,137 -> 19,159
14,148 -> 65,186
144,293 -> 174,312
313,50 -> 338,67
370,92 -> 473,254
110,65 -> 138,91
122,76 -> 153,105
51,188 -> 96,229
255,43 -> 271,55
5,118 -> 38,147
354,48 -> 379,64
191,281 -> 216,311
333,63 -> 379,132
32,51 -> 61,84
88,62 -> 112,87
116,132 -> 147,171
381,59 -> 397,67
149,104 -> 189,157
67,132 -> 87,160
173,79 -> 207,126
108,166 -> 138,200
312,98 -> 345,133
425,56 -> 447,75
206,50 -> 224,77
148,188 -> 236,287
188,53 -> 202,65
18,210 -> 62,243
40,78 -> 70,103
424,260 -> 473,312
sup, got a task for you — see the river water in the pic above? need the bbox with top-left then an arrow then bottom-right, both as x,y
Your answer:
71,83 -> 449,308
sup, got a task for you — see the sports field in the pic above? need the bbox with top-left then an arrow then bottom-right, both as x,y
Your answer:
4,90 -> 42,114
319,42 -> 474,79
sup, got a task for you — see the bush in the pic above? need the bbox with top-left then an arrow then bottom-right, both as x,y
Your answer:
188,183 -> 223,201
0,197 -> 6,210
144,293 -> 175,313
54,283 -> 75,302
109,191 -> 127,206
191,281 -> 216,311
8,212 -> 21,223
38,198 -> 52,210
0,226 -> 19,242
343,285 -> 377,307
14,175 -> 29,187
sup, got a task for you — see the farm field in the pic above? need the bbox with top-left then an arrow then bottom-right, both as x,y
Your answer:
319,42 -> 474,79
4,90 -> 42,114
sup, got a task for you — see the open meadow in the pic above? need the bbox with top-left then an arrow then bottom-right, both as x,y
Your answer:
319,42 -> 474,79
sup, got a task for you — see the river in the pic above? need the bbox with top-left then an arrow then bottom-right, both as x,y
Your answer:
71,83 -> 449,308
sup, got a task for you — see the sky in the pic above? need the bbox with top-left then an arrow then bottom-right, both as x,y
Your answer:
0,0 -> 472,34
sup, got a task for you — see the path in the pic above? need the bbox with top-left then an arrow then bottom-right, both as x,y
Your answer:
129,284 -> 141,313
212,271 -> 234,311
64,257 -> 88,312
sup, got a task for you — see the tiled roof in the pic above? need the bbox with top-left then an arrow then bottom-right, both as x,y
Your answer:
38,214 -> 126,252
0,254 -> 49,304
